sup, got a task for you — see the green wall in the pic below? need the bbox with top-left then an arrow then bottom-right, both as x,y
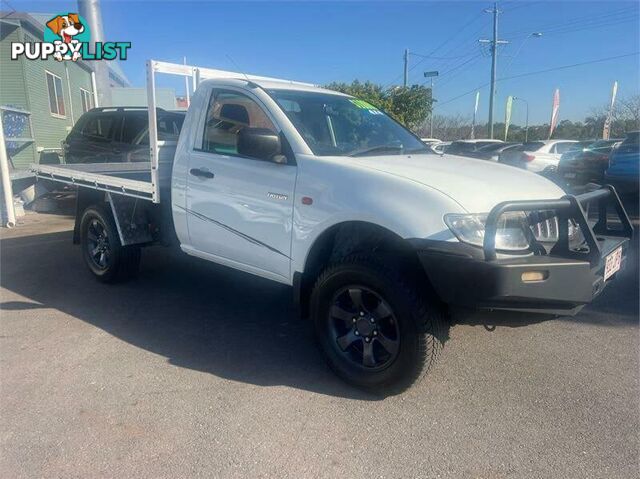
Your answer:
0,20 -> 95,169
0,22 -> 33,167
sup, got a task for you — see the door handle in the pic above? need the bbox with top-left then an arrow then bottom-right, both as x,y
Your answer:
189,168 -> 215,179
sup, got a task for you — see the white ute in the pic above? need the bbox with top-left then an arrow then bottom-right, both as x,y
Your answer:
32,60 -> 633,393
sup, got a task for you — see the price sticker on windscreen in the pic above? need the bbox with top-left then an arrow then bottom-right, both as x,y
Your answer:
349,99 -> 383,115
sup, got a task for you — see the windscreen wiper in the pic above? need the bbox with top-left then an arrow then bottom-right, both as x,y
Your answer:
348,144 -> 404,157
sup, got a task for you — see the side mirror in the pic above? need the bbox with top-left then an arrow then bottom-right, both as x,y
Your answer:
237,127 -> 284,163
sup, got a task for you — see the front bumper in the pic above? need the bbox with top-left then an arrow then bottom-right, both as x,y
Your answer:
413,186 -> 633,315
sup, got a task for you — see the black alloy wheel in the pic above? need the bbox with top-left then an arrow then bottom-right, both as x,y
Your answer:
328,286 -> 400,370
80,205 -> 141,283
311,255 -> 445,394
86,217 -> 111,270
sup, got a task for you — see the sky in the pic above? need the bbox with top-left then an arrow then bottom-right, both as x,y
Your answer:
7,0 -> 640,126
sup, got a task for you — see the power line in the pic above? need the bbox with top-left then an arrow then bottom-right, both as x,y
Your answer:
409,52 -> 477,60
435,55 -> 486,90
513,17 -> 636,39
502,6 -> 636,37
501,1 -> 543,13
410,10 -> 484,70
384,9 -> 484,88
503,52 -> 639,81
438,51 -> 639,107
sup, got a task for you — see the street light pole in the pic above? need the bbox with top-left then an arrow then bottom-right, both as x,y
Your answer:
513,96 -> 529,142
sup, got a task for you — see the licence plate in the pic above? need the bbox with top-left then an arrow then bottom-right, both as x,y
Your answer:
564,172 -> 576,179
604,246 -> 623,281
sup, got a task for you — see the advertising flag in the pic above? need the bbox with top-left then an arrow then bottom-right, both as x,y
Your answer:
470,91 -> 480,139
548,89 -> 560,139
602,81 -> 618,140
504,96 -> 513,141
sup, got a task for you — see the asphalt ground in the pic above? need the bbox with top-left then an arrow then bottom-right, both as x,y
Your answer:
1,194 -> 638,478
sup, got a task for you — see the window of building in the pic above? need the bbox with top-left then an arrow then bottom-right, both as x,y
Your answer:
80,88 -> 94,113
45,71 -> 66,118
202,90 -> 276,156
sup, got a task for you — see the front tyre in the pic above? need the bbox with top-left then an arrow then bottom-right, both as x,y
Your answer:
311,256 -> 444,394
80,205 -> 141,283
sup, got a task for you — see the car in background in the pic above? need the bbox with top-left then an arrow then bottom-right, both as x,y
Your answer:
444,139 -> 503,157
498,140 -> 578,174
466,142 -> 522,161
63,107 -> 185,164
557,139 -> 622,187
556,140 -> 597,163
605,131 -> 639,194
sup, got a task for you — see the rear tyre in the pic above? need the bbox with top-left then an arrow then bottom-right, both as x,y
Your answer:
80,205 -> 141,283
310,255 -> 444,395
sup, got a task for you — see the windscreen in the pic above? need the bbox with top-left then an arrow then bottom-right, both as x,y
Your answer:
268,89 -> 429,157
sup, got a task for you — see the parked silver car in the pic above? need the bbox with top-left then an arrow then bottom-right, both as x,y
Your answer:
498,140 -> 578,173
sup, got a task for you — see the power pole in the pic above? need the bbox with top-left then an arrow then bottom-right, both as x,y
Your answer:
424,71 -> 439,137
403,48 -> 409,87
479,2 -> 508,139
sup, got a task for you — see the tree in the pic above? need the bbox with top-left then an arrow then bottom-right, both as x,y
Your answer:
325,81 -> 431,131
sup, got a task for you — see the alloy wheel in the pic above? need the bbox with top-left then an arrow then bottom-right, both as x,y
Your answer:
328,286 -> 400,370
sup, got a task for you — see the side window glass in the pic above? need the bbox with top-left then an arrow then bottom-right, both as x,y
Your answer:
81,115 -> 114,140
202,90 -> 276,156
121,114 -> 148,144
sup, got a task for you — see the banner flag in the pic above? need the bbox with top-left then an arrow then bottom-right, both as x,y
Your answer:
471,91 -> 480,139
602,81 -> 618,140
504,96 -> 513,141
548,89 -> 560,139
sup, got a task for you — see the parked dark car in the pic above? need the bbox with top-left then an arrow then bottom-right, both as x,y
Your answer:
467,142 -> 521,161
555,140 -> 596,163
605,131 -> 640,194
557,139 -> 622,187
63,107 -> 185,164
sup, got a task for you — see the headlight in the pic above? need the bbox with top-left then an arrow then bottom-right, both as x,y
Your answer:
444,212 -> 530,251
528,214 -> 584,247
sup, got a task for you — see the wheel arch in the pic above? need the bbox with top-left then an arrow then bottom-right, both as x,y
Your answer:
73,188 -> 107,244
294,220 -> 438,319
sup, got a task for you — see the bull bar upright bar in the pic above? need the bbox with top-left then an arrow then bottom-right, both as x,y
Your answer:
483,185 -> 633,264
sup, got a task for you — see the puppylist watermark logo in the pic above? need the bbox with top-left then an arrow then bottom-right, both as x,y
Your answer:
11,13 -> 131,62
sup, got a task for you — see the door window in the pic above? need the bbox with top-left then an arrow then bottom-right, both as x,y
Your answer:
136,114 -> 185,145
202,90 -> 276,156
81,115 -> 115,140
121,114 -> 148,144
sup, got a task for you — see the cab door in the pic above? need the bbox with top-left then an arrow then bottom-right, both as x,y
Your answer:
185,87 -> 296,282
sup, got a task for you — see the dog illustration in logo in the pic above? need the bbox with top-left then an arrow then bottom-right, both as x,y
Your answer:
46,13 -> 85,61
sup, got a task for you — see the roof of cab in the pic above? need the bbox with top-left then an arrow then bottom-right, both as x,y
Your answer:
200,77 -> 351,97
